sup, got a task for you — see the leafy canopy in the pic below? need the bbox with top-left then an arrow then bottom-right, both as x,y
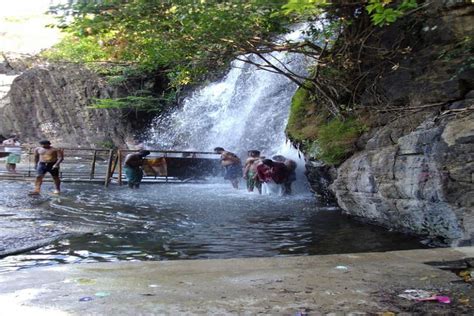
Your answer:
46,0 -> 291,86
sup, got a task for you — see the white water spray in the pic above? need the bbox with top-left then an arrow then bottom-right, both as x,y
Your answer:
147,26 -> 314,191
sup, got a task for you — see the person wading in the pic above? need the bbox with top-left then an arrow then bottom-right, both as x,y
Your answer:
124,150 -> 151,189
30,140 -> 64,195
243,150 -> 264,194
261,158 -> 290,195
272,155 -> 297,195
214,147 -> 242,189
2,134 -> 21,173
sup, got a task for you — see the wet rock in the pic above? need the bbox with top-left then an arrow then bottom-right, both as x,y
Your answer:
332,112 -> 474,245
305,161 -> 337,205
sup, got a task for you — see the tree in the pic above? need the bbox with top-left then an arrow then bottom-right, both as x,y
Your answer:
45,0 -> 418,117
46,0 -> 291,86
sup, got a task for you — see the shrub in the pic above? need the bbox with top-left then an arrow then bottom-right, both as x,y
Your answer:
316,117 -> 366,165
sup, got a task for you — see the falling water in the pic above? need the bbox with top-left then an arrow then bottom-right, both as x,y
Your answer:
148,28 -> 311,164
0,26 -> 430,273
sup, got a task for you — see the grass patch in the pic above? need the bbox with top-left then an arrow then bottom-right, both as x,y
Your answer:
286,87 -> 325,142
41,34 -> 108,63
316,117 -> 366,165
286,86 -> 367,165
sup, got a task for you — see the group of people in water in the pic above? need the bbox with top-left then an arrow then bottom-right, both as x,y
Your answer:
214,147 -> 297,195
2,138 -> 297,196
122,147 -> 298,195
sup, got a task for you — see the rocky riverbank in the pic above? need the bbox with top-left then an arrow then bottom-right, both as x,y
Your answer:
302,1 -> 473,245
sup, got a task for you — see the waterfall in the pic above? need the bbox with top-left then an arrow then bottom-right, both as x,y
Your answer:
147,26 -> 313,175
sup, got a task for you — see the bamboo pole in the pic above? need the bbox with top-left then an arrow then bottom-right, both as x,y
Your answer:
104,149 -> 114,187
118,150 -> 123,186
110,153 -> 119,181
27,147 -> 32,177
90,150 -> 97,180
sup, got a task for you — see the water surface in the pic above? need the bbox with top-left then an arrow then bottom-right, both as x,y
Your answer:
0,180 -> 428,273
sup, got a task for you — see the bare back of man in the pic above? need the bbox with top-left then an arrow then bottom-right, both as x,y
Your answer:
220,151 -> 240,166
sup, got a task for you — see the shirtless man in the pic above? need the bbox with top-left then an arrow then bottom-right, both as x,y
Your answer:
214,147 -> 242,189
243,150 -> 264,194
30,140 -> 64,195
124,150 -> 151,189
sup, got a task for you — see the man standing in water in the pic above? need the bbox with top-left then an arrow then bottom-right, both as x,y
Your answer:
243,150 -> 264,194
30,140 -> 64,195
272,155 -> 297,195
214,147 -> 242,189
124,150 -> 151,189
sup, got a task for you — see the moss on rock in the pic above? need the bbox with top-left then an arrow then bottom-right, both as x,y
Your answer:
286,87 -> 366,166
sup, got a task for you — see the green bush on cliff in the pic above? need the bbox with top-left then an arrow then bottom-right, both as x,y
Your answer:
316,118 -> 366,165
286,87 -> 310,142
46,0 -> 290,88
89,95 -> 165,113
41,34 -> 108,63
287,87 -> 326,142
287,87 -> 366,165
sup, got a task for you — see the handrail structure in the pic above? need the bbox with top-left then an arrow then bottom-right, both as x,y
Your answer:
113,149 -> 221,187
0,146 -> 221,187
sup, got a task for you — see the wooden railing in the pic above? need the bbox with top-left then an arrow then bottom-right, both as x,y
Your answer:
0,147 -> 220,186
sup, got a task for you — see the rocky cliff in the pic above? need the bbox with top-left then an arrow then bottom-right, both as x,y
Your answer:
304,1 -> 473,245
333,107 -> 473,245
0,58 -> 147,147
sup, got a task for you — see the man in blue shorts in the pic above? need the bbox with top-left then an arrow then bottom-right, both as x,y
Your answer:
123,150 -> 151,189
214,147 -> 242,189
30,140 -> 64,195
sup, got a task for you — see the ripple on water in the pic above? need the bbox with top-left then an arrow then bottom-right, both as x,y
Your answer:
0,181 -> 428,272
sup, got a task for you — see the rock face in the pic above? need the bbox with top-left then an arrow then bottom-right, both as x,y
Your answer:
0,61 -> 136,147
329,1 -> 474,245
332,108 -> 473,245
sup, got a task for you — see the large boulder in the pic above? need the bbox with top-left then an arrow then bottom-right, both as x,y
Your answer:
0,63 -> 135,147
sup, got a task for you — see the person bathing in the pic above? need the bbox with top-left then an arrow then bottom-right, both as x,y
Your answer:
30,140 -> 64,195
214,147 -> 242,189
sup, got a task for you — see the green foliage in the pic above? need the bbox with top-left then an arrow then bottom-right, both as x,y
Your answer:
316,117 -> 366,165
281,0 -> 328,16
286,87 -> 311,141
366,0 -> 417,26
89,95 -> 170,113
287,86 -> 367,165
106,75 -> 128,86
47,0 -> 290,87
41,34 -> 108,62
97,140 -> 115,149
282,0 -> 416,27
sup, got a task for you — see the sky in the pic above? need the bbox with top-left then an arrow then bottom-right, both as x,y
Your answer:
0,0 -> 64,54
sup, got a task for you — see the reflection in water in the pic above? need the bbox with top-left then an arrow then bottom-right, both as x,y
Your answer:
0,181 -> 428,273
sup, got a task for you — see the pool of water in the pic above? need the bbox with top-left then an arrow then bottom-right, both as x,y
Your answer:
0,180 -> 428,273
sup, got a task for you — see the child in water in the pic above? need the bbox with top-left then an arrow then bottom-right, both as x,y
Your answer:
243,150 -> 264,194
